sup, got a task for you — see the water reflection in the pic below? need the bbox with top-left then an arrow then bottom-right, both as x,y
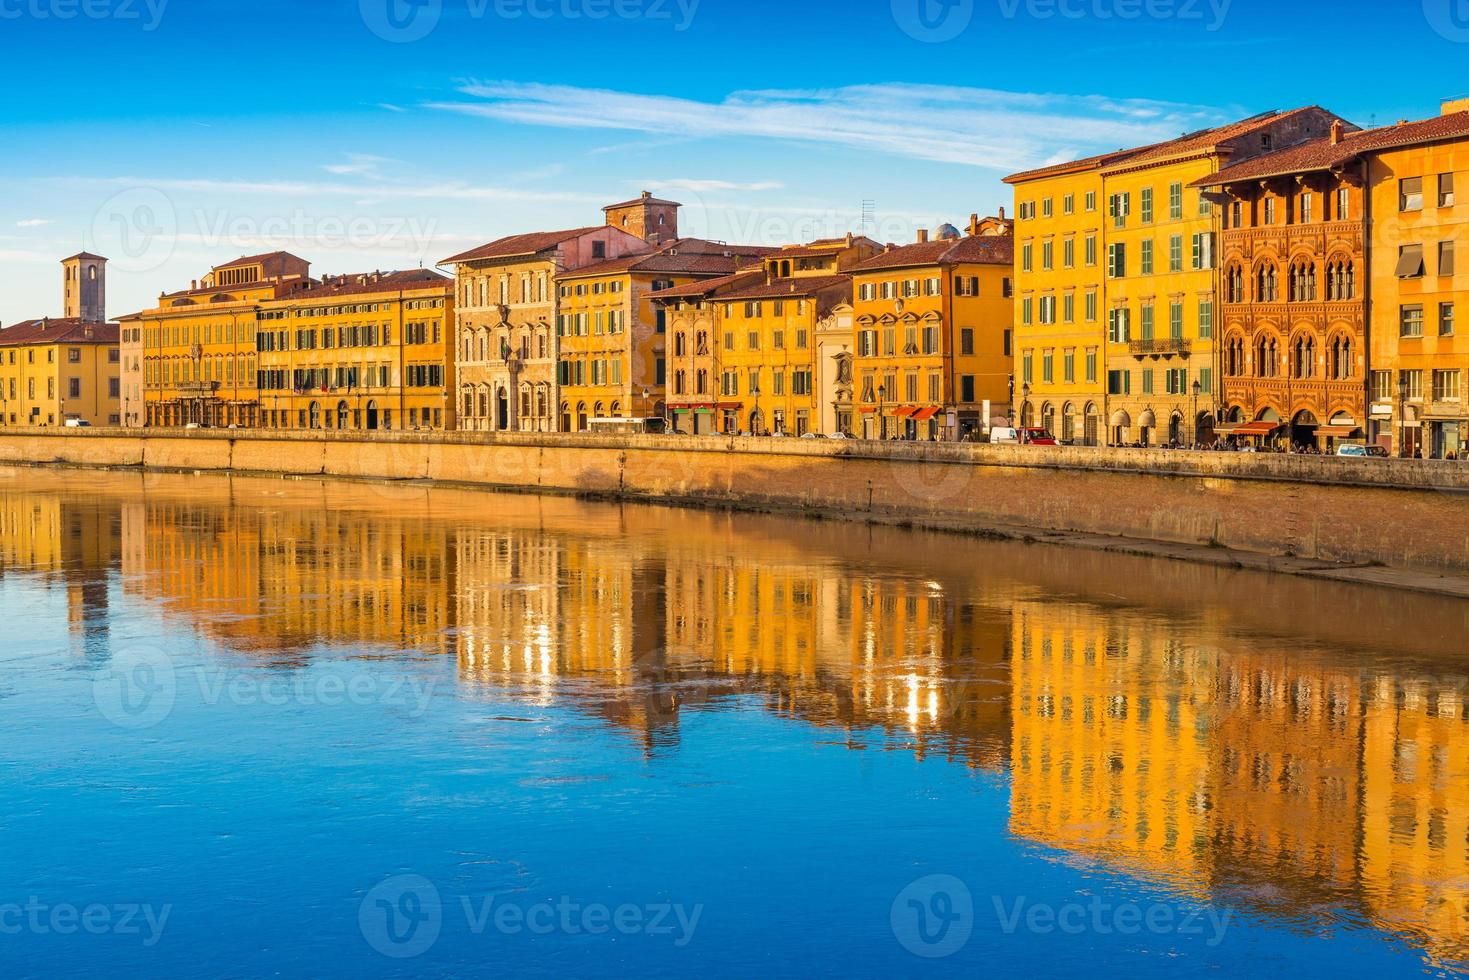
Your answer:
2,467 -> 1467,971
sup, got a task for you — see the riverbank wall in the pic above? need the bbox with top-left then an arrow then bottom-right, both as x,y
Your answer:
2,428 -> 1466,576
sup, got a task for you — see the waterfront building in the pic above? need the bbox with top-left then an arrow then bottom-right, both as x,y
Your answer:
254,269 -> 455,432
1195,120 -> 1371,450
848,215 -> 1014,440
0,253 -> 119,427
657,235 -> 881,435
442,195 -> 664,432
1006,107 -> 1348,445
813,299 -> 855,437
1364,102 -> 1469,457
119,252 -> 310,428
554,240 -> 772,430
119,316 -> 144,428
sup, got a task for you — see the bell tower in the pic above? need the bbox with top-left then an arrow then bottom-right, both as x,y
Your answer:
603,191 -> 681,247
62,252 -> 107,322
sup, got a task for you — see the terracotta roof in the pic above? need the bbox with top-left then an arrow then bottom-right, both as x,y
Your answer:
1195,110 -> 1469,187
647,270 -> 759,301
268,269 -> 451,301
441,226 -> 607,265
0,318 -> 119,346
61,251 -> 106,262
603,194 -> 682,210
849,234 -> 1014,273
707,274 -> 852,302
213,250 -> 307,270
1005,107 -> 1337,184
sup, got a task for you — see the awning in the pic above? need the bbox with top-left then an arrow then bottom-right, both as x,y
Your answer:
1110,410 -> 1131,428
1138,409 -> 1157,428
1217,421 -> 1281,437
893,407 -> 916,418
1395,245 -> 1425,278
1316,424 -> 1361,438
912,407 -> 940,422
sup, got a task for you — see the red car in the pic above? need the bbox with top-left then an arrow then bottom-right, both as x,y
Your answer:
1018,427 -> 1058,446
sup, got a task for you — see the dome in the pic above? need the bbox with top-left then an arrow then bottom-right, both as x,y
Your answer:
934,223 -> 962,241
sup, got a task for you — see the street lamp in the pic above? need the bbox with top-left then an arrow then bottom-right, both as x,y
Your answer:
1020,383 -> 1031,431
1398,372 -> 1410,458
751,379 -> 762,436
877,382 -> 887,440
1191,379 -> 1202,447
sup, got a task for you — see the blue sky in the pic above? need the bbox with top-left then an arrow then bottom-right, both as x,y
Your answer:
2,0 -> 1467,323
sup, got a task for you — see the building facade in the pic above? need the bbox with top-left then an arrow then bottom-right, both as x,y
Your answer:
254,269 -> 455,432
0,318 -> 120,427
1366,103 -> 1469,457
849,216 -> 1014,441
1007,107 -> 1349,445
555,241 -> 772,430
1198,120 -> 1370,450
444,212 -> 651,433
120,252 -> 310,428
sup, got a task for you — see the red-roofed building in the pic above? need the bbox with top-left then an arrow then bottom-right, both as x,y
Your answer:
847,216 -> 1015,439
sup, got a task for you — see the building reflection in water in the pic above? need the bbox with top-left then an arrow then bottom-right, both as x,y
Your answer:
2,467 -> 1466,970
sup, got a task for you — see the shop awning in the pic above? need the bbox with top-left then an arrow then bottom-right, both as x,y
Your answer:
1217,421 -> 1281,437
1316,424 -> 1361,438
1138,409 -> 1158,428
893,407 -> 916,418
1110,410 -> 1131,428
912,407 -> 941,422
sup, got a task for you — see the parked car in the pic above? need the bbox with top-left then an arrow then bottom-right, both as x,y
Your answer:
827,431 -> 851,440
993,426 -> 1058,446
1337,443 -> 1389,458
62,418 -> 91,428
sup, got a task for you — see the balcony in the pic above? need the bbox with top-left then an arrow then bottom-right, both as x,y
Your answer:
1128,338 -> 1192,358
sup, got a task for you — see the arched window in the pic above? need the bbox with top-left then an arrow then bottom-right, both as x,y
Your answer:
1256,335 -> 1279,377
673,370 -> 686,395
696,369 -> 708,395
1290,259 -> 1316,302
1256,263 -> 1278,303
1327,335 -> 1354,379
1225,263 -> 1245,303
674,332 -> 687,357
1292,335 -> 1316,378
1326,258 -> 1356,301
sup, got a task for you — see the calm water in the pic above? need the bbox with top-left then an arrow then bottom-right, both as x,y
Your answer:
1,467 -> 1467,978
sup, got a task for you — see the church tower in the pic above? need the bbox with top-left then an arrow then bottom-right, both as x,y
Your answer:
62,252 -> 107,322
603,192 -> 681,247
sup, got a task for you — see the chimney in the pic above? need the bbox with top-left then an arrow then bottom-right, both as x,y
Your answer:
1330,119 -> 1345,145
641,190 -> 652,200
967,212 -> 981,236
191,280 -> 198,290
917,229 -> 930,244
845,232 -> 854,246
40,316 -> 49,331
998,206 -> 1006,220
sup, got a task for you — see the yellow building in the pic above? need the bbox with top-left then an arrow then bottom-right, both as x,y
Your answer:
1364,102 -> 1469,457
1006,107 -> 1347,445
120,252 -> 311,428
554,241 -> 772,429
658,236 -> 880,435
0,317 -> 120,427
849,215 -> 1014,440
254,269 -> 455,432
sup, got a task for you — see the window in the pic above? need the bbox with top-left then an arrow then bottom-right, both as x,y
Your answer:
1042,350 -> 1054,383
1085,348 -> 1097,383
1141,369 -> 1154,394
1021,298 -> 1033,325
1440,240 -> 1456,277
1063,294 -> 1075,323
1198,368 -> 1212,394
1063,238 -> 1075,268
1396,245 -> 1425,279
1085,291 -> 1097,322
1440,173 -> 1456,207
1021,244 -> 1033,273
1300,193 -> 1313,223
1401,177 -> 1424,211
1169,302 -> 1183,340
1165,368 -> 1188,395
1108,307 -> 1130,344
1107,243 -> 1126,278
1139,304 -> 1154,341
1372,370 -> 1393,402
1433,369 -> 1461,402
1264,198 -> 1276,224
1169,235 -> 1183,272
1063,349 -> 1075,384
1337,187 -> 1351,220
68,378 -> 81,398
1042,197 -> 1053,218
1107,370 -> 1130,395
1041,241 -> 1053,270
1038,295 -> 1057,325
1084,191 -> 1097,212
1191,232 -> 1215,271
1110,192 -> 1131,228
1442,302 -> 1456,337
1021,351 -> 1033,384
1199,301 -> 1214,339
1168,182 -> 1183,221
960,328 -> 974,356
1085,235 -> 1097,267
961,376 -> 976,402
1140,187 -> 1154,224
1140,240 -> 1154,275
67,348 -> 81,363
1402,369 -> 1424,401
1062,194 -> 1075,214
1400,304 -> 1425,338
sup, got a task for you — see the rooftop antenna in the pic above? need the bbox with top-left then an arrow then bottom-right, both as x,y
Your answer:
860,199 -> 875,235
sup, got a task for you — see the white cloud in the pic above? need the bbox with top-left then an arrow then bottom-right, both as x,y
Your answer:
427,81 -> 1229,171
322,153 -> 396,177
16,218 -> 52,228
